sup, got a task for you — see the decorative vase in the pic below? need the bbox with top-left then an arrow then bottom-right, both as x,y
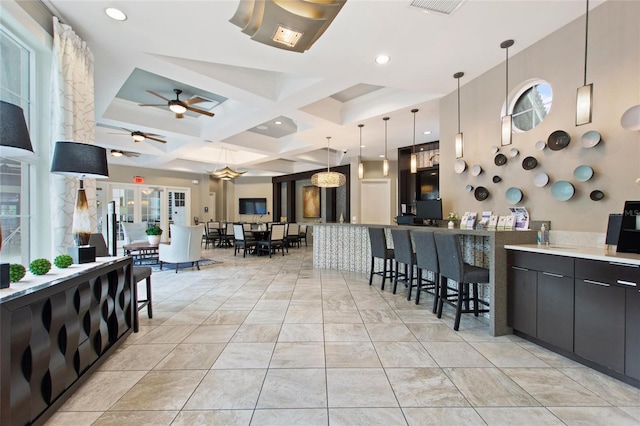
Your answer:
339,213 -> 344,223
147,235 -> 160,245
448,220 -> 455,229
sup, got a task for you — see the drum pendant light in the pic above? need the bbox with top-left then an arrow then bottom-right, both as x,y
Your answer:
454,72 -> 464,158
311,137 -> 346,188
500,39 -> 514,146
358,124 -> 364,179
576,0 -> 593,126
410,109 -> 418,174
382,117 -> 390,177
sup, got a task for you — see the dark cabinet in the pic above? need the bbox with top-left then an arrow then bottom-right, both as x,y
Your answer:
574,278 -> 626,374
507,265 -> 537,337
626,288 -> 640,381
537,272 -> 574,352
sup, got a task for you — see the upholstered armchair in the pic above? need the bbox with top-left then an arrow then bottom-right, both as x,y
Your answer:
159,224 -> 204,272
122,221 -> 148,244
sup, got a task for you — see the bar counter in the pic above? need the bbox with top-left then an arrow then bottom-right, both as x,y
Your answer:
308,222 -> 536,336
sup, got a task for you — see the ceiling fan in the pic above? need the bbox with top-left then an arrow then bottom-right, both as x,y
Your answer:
108,127 -> 166,144
139,89 -> 215,119
110,149 -> 140,158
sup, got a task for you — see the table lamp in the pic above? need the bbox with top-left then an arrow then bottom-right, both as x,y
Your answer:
0,101 -> 35,288
50,141 -> 109,263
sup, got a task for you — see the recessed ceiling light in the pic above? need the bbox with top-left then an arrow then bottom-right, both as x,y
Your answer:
105,7 -> 127,21
274,121 -> 282,125
379,154 -> 385,158
257,125 -> 268,130
423,130 -> 432,135
360,145 -> 366,148
375,55 -> 390,64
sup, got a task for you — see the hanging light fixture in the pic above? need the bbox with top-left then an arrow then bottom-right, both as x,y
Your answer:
382,117 -> 390,176
211,147 -> 246,180
358,124 -> 364,179
576,0 -> 593,126
454,72 -> 465,158
500,39 -> 514,146
311,137 -> 346,188
410,109 -> 418,174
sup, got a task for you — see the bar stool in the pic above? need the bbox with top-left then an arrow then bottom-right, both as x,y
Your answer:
412,231 -> 439,312
390,229 -> 417,300
433,233 -> 490,331
367,227 -> 394,290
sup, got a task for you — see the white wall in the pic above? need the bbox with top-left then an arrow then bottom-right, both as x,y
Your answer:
227,176 -> 273,223
439,0 -> 640,232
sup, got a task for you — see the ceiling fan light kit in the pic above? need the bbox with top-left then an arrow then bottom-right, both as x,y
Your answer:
139,88 -> 214,119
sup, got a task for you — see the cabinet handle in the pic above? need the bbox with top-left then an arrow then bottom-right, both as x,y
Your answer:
542,272 -> 564,278
617,280 -> 637,287
584,279 -> 610,287
511,266 -> 529,272
609,262 -> 639,268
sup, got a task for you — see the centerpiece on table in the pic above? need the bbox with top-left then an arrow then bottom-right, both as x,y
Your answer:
145,225 -> 163,245
446,212 -> 459,229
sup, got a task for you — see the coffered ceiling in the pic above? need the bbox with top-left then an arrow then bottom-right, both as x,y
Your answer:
42,0 -> 603,177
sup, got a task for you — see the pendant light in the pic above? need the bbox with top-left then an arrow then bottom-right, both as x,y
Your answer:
500,39 -> 514,146
382,117 -> 390,177
576,0 -> 593,126
311,137 -> 346,187
358,124 -> 364,179
454,72 -> 464,158
410,109 -> 418,174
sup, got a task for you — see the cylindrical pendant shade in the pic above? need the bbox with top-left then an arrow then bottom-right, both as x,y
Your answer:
410,153 -> 417,174
358,162 -> 364,179
383,158 -> 389,177
0,100 -> 34,157
50,141 -> 109,179
576,84 -> 593,126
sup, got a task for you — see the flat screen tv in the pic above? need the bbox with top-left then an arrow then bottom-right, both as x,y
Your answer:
239,198 -> 267,215
416,199 -> 442,221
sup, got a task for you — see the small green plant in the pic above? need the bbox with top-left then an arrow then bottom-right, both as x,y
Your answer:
29,258 -> 51,275
446,212 -> 459,221
145,225 -> 163,236
54,254 -> 74,268
9,264 -> 26,282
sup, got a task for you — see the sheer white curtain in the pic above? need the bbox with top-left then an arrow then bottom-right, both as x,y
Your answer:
50,17 -> 97,254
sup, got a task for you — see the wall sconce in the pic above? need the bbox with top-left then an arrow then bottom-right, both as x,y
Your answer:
358,124 -> 364,179
576,0 -> 593,126
410,109 -> 418,174
500,39 -> 514,146
382,117 -> 390,177
454,72 -> 464,158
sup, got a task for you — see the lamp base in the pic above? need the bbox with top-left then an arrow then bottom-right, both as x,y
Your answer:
68,246 -> 96,264
1,263 -> 9,289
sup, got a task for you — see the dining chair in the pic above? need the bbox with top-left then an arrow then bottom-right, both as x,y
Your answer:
257,223 -> 286,257
234,223 -> 257,257
390,229 -> 417,300
299,224 -> 309,246
412,231 -> 439,311
367,227 -> 394,290
285,223 -> 301,248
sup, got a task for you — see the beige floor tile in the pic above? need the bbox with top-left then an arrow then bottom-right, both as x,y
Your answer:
59,371 -> 147,411
323,309 -> 363,324
444,367 -> 540,407
329,407 -> 407,426
326,368 -> 398,408
182,324 -> 240,343
253,299 -> 290,311
469,342 -> 550,367
154,343 -> 225,370
475,407 -> 564,425
134,325 -> 198,344
619,407 -> 640,419
256,368 -> 327,408
99,343 -> 176,371
548,407 -> 640,426
406,323 -> 464,342
270,342 -> 326,368
244,309 -> 286,324
373,342 -> 438,368
502,367 -> 610,406
324,323 -> 370,342
231,323 -> 282,342
514,340 -> 582,368
289,299 -> 323,309
202,310 -> 250,324
560,367 -> 640,406
395,309 -> 441,324
184,369 -> 267,409
325,341 -> 382,367
171,410 -> 252,426
284,308 -> 324,323
251,408 -> 328,426
423,342 -> 493,367
212,343 -> 275,368
291,289 -> 322,299
359,308 -> 403,323
162,310 -> 214,326
365,323 -> 416,341
386,368 -> 469,407
111,370 -> 206,411
44,411 -> 103,426
402,407 -> 486,426
92,410 -> 178,425
260,290 -> 293,300
323,299 -> 358,311
278,323 -> 324,342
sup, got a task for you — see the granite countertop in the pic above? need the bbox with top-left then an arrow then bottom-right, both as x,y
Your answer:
504,244 -> 640,266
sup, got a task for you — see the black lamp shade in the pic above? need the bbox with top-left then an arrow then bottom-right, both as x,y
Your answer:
0,100 -> 34,157
51,141 -> 109,179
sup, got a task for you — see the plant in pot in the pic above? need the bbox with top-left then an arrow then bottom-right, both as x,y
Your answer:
446,212 -> 459,229
146,225 -> 163,245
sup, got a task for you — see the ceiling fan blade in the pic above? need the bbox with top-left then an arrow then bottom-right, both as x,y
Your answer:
185,105 -> 215,117
185,96 -> 206,105
146,90 -> 170,101
120,127 -> 134,132
145,135 -> 167,143
143,132 -> 164,137
124,151 -> 141,157
107,132 -> 128,135
138,103 -> 167,107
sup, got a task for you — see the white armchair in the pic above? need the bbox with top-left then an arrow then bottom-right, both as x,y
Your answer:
159,224 -> 204,273
122,221 -> 148,244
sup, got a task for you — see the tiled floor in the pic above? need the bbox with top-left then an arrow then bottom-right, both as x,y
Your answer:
46,245 -> 640,425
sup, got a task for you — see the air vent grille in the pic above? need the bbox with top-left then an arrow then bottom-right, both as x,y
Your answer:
410,0 -> 465,15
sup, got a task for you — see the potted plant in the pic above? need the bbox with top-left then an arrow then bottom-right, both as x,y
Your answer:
446,212 -> 459,229
145,224 -> 163,245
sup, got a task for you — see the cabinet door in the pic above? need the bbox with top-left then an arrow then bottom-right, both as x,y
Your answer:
537,272 -> 573,352
507,265 -> 537,337
626,288 -> 640,381
575,278 -> 625,373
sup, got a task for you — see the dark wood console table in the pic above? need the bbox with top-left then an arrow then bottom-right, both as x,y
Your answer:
0,256 -> 134,426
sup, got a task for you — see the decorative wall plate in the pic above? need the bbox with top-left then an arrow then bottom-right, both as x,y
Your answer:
590,190 -> 605,201
551,180 -> 575,201
454,159 -> 467,174
509,147 -> 519,157
581,130 -> 601,148
548,130 -> 571,151
506,187 -> 523,204
535,140 -> 547,151
533,172 -> 549,187
621,104 -> 640,131
494,154 -> 507,166
492,175 -> 502,183
522,156 -> 538,170
466,184 -> 474,192
474,186 -> 489,201
490,145 -> 499,154
471,165 -> 483,176
573,165 -> 594,182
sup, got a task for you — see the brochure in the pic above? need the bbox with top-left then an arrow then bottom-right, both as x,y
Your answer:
508,206 -> 530,230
